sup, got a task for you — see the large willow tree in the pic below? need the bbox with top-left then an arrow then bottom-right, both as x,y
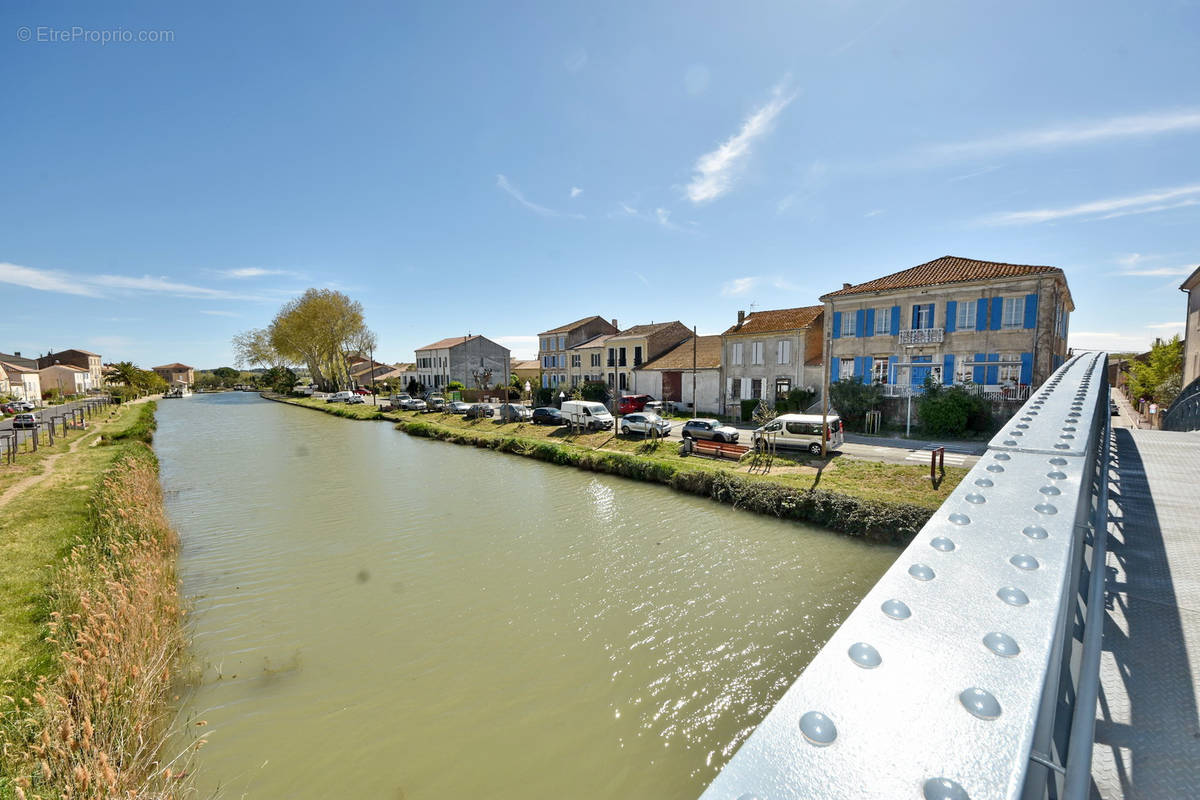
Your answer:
234,288 -> 375,391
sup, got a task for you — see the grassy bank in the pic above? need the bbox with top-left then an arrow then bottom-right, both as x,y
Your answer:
0,403 -> 191,800
273,395 -> 958,541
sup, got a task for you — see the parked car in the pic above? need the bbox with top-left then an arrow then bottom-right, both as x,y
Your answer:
643,400 -> 667,414
390,393 -> 413,408
345,394 -> 366,405
407,398 -> 427,411
326,391 -> 355,403
681,418 -> 739,443
464,403 -> 494,419
446,401 -> 472,414
498,403 -> 533,423
618,394 -> 654,415
1110,400 -> 1120,416
353,388 -> 372,395
12,412 -> 38,429
531,407 -> 564,426
9,400 -> 35,412
621,412 -> 671,437
425,395 -> 446,411
753,414 -> 844,454
0,403 -> 16,415
560,400 -> 614,431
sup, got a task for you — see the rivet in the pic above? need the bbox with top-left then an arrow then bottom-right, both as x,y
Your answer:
997,586 -> 1029,606
909,563 -> 935,581
994,453 -> 1011,461
974,478 -> 994,487
1062,426 -> 1077,432
848,642 -> 882,669
931,536 -> 956,552
1039,486 -> 1061,496
1010,554 -> 1040,570
1034,503 -> 1058,515
882,599 -> 911,619
737,795 -> 762,800
983,632 -> 1020,657
1003,439 -> 1018,446
949,512 -> 971,525
799,711 -> 837,746
1049,457 -> 1067,465
1020,416 -> 1032,422
1016,423 -> 1029,430
959,687 -> 1002,720
923,777 -> 970,800
986,464 -> 1005,473
1053,443 -> 1070,450
1022,525 -> 1048,540
965,493 -> 986,504
1028,410 -> 1039,416
1061,434 -> 1075,440
1046,470 -> 1067,480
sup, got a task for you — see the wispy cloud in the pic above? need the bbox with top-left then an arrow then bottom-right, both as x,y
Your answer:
570,187 -> 583,198
199,309 -> 240,317
631,271 -> 650,287
0,261 -> 100,296
0,261 -> 262,300
864,209 -> 885,218
721,277 -> 758,296
1118,266 -> 1194,277
979,183 -> 1200,226
720,275 -> 804,297
611,201 -> 687,231
914,109 -> 1200,165
220,267 -> 293,279
947,165 -> 1002,183
1147,322 -> 1184,329
686,79 -> 796,204
496,174 -> 584,219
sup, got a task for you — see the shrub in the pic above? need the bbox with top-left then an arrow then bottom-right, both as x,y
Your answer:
101,402 -> 158,444
829,378 -> 884,431
917,381 -> 991,436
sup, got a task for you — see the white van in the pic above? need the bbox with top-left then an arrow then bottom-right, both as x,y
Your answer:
560,400 -> 614,431
326,391 -> 355,403
753,414 -> 845,454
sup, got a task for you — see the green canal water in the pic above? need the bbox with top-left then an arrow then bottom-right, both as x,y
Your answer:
154,392 -> 897,799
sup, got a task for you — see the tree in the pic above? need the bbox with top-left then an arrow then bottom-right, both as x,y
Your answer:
232,328 -> 282,371
262,366 -> 299,393
1128,335 -> 1184,406
828,377 -> 884,430
917,379 -> 991,436
446,381 -> 465,392
251,289 -> 375,391
211,366 -> 240,386
581,381 -> 609,403
108,361 -> 141,388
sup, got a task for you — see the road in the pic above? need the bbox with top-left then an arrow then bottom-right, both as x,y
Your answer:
0,397 -> 110,449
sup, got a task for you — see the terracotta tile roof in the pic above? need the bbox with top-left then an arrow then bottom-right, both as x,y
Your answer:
417,335 -> 480,351
153,363 -> 194,370
609,321 -> 686,341
0,360 -> 34,374
512,359 -> 541,371
819,255 -> 1062,299
638,335 -> 722,370
722,305 -> 823,335
539,315 -> 611,336
571,333 -> 618,349
41,364 -> 87,371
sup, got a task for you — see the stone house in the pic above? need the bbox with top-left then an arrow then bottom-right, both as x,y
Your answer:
605,322 -> 692,394
0,357 -> 43,404
537,316 -> 619,390
566,333 -> 618,389
820,256 -> 1073,399
721,305 -> 824,414
38,364 -> 92,396
510,359 -> 542,390
153,363 -> 195,388
414,335 -> 510,392
37,349 -> 103,389
1181,265 -> 1200,389
634,335 -> 723,414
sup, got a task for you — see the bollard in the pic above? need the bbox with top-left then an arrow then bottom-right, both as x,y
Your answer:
930,446 -> 945,480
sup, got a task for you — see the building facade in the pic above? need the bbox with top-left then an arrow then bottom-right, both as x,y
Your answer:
821,256 -> 1073,399
537,316 -> 619,389
414,335 -> 510,392
566,334 -> 617,388
38,364 -> 93,395
721,305 -> 824,414
37,349 -> 103,389
1182,266 -> 1200,389
634,335 -> 723,413
0,358 -> 43,404
153,363 -> 195,387
605,322 -> 691,393
510,359 -> 542,390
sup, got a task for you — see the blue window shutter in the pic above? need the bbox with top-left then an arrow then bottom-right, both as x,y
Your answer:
865,308 -> 875,338
986,353 -> 999,384
945,301 -> 957,333
1020,352 -> 1033,385
888,355 -> 898,384
927,303 -> 935,327
975,298 -> 988,331
890,306 -> 900,335
831,356 -> 840,379
855,309 -> 865,338
1023,293 -> 1038,329
911,305 -> 920,329
973,353 -> 986,384
853,356 -> 863,378
832,311 -> 841,339
990,297 -> 1003,331
943,354 -> 955,382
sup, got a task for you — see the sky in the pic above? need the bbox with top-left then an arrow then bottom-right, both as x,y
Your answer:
1,0 -> 1197,367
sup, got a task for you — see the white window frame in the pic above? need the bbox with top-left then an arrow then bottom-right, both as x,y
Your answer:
840,312 -> 855,337
874,308 -> 890,335
957,300 -> 976,330
778,339 -> 791,365
751,341 -> 764,365
955,357 -> 972,385
914,304 -> 933,330
732,342 -> 744,366
1001,296 -> 1024,330
839,360 -> 854,381
999,352 -> 1021,384
872,358 -> 889,384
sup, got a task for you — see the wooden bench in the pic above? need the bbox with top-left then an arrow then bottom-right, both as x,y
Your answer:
691,439 -> 750,461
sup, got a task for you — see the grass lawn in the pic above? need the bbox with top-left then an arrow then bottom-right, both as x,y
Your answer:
276,397 -> 967,510
0,405 -> 123,496
0,402 -> 144,686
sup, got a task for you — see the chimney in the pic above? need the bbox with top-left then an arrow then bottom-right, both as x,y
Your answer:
737,310 -> 746,328
611,318 -> 618,330
842,282 -> 852,290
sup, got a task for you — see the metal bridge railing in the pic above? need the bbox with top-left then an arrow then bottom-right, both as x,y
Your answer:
700,353 -> 1110,800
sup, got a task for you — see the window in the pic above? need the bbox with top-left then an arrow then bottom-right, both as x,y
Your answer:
607,348 -> 615,367
999,353 -> 1020,384
929,366 -> 943,385
775,378 -> 791,398
839,360 -> 854,381
591,353 -> 601,367
751,341 -> 764,365
955,358 -> 972,385
786,421 -> 821,436
913,303 -> 934,329
1002,296 -> 1024,329
957,301 -> 976,330
619,373 -> 627,390
731,378 -> 742,398
542,374 -> 549,388
751,378 -> 763,399
618,348 -> 627,367
732,342 -> 744,366
841,313 -> 855,337
558,336 -> 565,350
872,359 -> 889,384
777,340 -> 790,365
1055,302 -> 1066,338
874,308 -> 890,335
571,354 -> 581,368
634,346 -> 643,366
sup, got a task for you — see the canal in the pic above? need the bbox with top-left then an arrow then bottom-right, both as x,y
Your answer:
155,392 -> 898,799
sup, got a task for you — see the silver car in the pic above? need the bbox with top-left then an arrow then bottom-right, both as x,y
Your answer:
680,418 -> 739,443
620,412 -> 671,437
498,403 -> 533,423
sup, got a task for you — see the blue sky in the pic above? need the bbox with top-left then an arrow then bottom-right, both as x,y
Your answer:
2,0 -> 1197,367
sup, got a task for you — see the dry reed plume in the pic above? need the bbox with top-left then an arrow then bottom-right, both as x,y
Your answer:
1,445 -> 197,799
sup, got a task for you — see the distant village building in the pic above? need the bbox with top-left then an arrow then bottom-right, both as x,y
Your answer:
721,305 -> 825,413
566,333 -> 618,388
153,363 -> 196,388
414,335 -> 510,391
510,358 -> 541,389
634,335 -> 723,414
38,364 -> 92,395
605,322 -> 692,393
537,316 -> 619,389
37,349 -> 103,389
821,256 -> 1073,399
0,352 -> 42,403
1181,265 -> 1200,389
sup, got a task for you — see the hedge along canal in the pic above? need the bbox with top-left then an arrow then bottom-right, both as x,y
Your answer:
160,391 -> 901,799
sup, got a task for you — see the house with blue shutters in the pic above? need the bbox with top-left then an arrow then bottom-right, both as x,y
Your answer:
819,256 -> 1073,400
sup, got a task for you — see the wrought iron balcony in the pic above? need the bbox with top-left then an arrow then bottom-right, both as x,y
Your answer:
898,327 -> 944,345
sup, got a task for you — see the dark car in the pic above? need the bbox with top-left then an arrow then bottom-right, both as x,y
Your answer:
12,413 -> 39,429
464,403 -> 494,419
446,401 -> 471,414
531,407 -> 564,426
1110,400 -> 1120,416
497,403 -> 533,423
681,418 -> 739,443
